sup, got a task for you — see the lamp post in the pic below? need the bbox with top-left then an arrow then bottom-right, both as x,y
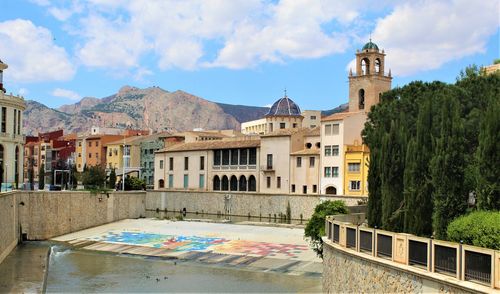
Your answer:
122,134 -> 125,191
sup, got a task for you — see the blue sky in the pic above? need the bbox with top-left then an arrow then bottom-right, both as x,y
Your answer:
0,0 -> 498,110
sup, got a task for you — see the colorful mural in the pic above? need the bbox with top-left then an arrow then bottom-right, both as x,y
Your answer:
90,231 -> 309,259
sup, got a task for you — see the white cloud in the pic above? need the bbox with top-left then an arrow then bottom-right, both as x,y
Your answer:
370,0 -> 499,76
18,88 -> 29,96
0,19 -> 75,83
51,88 -> 81,100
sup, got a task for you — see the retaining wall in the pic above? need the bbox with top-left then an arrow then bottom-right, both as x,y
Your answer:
0,192 -> 18,265
16,191 -> 146,240
146,190 -> 365,220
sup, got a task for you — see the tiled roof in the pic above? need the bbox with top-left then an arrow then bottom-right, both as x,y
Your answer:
265,96 -> 302,117
321,111 -> 363,122
159,139 -> 261,153
290,148 -> 320,155
106,135 -> 146,146
261,127 -> 315,138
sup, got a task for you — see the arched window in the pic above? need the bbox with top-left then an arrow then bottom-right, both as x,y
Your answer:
213,175 -> 220,191
305,143 -> 312,149
326,186 -> 337,195
375,58 -> 381,73
230,175 -> 238,191
158,179 -> 165,188
359,89 -> 365,110
221,175 -> 229,191
361,58 -> 370,75
248,175 -> 256,192
239,175 -> 247,191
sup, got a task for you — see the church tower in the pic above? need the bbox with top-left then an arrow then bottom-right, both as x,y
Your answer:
348,40 -> 392,112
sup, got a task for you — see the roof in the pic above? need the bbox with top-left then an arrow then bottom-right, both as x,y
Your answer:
160,139 -> 260,153
265,96 -> 301,117
321,111 -> 363,122
106,135 -> 146,146
362,40 -> 379,51
261,128 -> 304,138
290,148 -> 320,156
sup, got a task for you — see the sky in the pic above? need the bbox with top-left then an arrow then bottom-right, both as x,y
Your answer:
0,0 -> 498,110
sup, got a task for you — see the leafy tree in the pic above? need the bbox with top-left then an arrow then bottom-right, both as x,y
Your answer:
38,165 -> 45,190
82,165 -> 107,189
108,169 -> 117,189
431,95 -> 467,239
476,98 -> 500,210
304,200 -> 348,258
124,175 -> 146,191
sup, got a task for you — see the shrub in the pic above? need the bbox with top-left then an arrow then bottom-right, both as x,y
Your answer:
124,176 -> 146,191
447,211 -> 500,250
304,200 -> 348,258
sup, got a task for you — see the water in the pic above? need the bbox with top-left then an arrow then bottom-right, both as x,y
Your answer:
46,246 -> 321,293
145,210 -> 306,225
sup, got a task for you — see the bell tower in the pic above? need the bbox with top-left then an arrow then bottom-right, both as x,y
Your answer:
348,40 -> 392,112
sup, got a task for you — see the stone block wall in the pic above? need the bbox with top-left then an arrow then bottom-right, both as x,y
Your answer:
323,241 -> 475,293
0,192 -> 18,265
146,190 -> 365,220
16,191 -> 146,240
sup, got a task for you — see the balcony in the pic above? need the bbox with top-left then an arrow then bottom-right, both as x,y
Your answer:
261,165 -> 274,172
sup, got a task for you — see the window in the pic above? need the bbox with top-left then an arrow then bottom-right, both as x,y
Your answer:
310,115 -> 316,120
269,123 -> 273,132
214,150 -> 221,165
149,162 -> 153,169
309,157 -> 315,167
303,185 -> 307,194
332,167 -> 339,177
349,180 -> 361,191
266,176 -> 271,188
292,123 -> 297,128
248,176 -> 256,191
78,153 -> 81,158
324,167 -> 331,177
359,89 -> 365,110
114,149 -> 118,156
266,154 -> 273,169
313,185 -> 317,193
96,141 -> 99,147
78,142 -> 82,147
239,149 -> 248,165
200,156 -> 205,170
168,175 -> 173,188
325,124 -> 332,135
280,122 -> 286,129
159,160 -> 164,169
88,142 -> 92,147
348,163 -> 361,172
13,109 -> 16,134
1,107 -> 5,133
199,174 -> 205,188
89,153 -> 92,158
231,149 -> 238,165
296,157 -> 302,167
332,145 -> 339,156
277,176 -> 281,189
222,149 -> 230,165
311,125 -> 316,128
169,157 -> 174,170
249,148 -> 257,165
291,184 -> 296,193
95,153 -> 99,159
183,174 -> 189,189
306,143 -> 312,149
184,157 -> 189,170
213,176 -> 221,190
325,145 -> 332,156
332,124 -> 339,135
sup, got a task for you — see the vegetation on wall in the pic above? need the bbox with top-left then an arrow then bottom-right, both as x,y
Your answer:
305,200 -> 348,258
364,67 -> 499,238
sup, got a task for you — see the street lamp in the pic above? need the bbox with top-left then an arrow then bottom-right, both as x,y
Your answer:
122,134 -> 125,191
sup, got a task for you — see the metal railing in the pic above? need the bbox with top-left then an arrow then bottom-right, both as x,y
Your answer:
324,218 -> 499,290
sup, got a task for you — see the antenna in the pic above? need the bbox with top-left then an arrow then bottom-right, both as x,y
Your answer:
284,88 -> 287,98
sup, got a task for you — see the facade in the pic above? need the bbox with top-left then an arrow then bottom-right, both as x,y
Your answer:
76,134 -> 122,171
241,118 -> 267,135
0,60 -> 26,190
343,144 -> 369,196
105,136 -> 144,183
289,128 -> 321,194
301,110 -> 322,129
140,133 -> 169,188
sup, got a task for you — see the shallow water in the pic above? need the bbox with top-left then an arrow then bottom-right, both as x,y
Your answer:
46,246 -> 321,293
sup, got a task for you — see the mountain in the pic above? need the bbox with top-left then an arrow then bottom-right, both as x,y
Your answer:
321,103 -> 349,116
23,86 -> 270,135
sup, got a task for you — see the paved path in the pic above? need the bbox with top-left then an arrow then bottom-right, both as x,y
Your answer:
53,219 -> 322,276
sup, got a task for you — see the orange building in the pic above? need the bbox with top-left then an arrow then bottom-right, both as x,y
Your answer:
77,134 -> 122,170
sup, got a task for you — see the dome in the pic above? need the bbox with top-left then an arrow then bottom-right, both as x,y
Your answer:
266,96 -> 301,116
362,40 -> 379,51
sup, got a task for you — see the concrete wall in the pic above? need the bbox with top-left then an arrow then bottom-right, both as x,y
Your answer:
146,190 -> 365,220
323,241 -> 478,293
17,191 -> 146,240
0,192 -> 18,265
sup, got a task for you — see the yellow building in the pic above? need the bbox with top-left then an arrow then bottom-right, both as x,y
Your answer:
343,144 -> 369,197
105,136 -> 144,182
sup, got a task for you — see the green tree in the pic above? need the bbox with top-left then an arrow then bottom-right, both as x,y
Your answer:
108,169 -> 117,189
124,175 -> 145,190
367,145 -> 382,227
28,165 -> 34,190
38,165 -> 45,190
431,96 -> 467,239
69,164 -> 78,189
82,165 -> 107,189
304,200 -> 348,258
476,98 -> 500,210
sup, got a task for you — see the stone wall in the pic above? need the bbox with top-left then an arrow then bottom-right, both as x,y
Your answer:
323,241 -> 476,293
17,191 -> 146,240
146,190 -> 365,220
0,192 -> 18,265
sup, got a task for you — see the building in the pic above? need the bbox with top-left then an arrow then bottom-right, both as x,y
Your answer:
105,135 -> 145,184
289,127 -> 321,194
343,144 -> 369,196
301,110 -> 322,129
139,132 -> 170,188
483,62 -> 500,75
76,134 -> 122,172
320,112 -> 366,195
0,60 -> 26,190
241,118 -> 267,135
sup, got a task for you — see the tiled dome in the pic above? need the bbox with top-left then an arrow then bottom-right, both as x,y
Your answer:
266,96 -> 301,116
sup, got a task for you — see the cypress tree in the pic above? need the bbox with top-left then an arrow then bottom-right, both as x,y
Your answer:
39,165 -> 45,190
431,95 -> 467,239
367,145 -> 382,227
476,98 -> 500,210
108,169 -> 117,190
381,121 -> 405,232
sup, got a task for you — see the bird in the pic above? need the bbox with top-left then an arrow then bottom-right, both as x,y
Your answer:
156,278 -> 160,282
164,276 -> 168,280
146,275 -> 150,279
